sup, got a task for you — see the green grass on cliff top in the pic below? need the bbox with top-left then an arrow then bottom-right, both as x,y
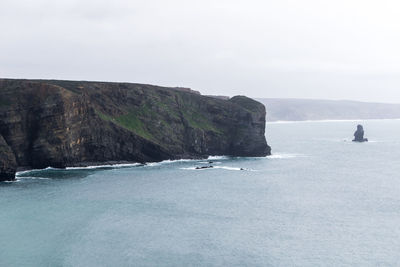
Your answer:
115,112 -> 154,140
181,108 -> 222,134
95,93 -> 224,145
95,110 -> 155,141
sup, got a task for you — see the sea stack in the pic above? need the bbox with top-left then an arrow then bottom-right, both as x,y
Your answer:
353,124 -> 368,142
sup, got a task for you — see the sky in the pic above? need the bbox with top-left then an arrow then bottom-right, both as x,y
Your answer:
1,0 -> 400,103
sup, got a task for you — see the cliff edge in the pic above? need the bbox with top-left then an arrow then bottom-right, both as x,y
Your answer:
0,79 -> 271,181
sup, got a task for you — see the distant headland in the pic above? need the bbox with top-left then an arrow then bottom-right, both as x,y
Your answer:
0,79 -> 271,181
257,98 -> 400,122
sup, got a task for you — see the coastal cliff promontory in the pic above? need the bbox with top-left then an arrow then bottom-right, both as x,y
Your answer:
0,79 -> 271,181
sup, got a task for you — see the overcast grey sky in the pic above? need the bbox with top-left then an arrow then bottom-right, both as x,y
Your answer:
1,0 -> 400,102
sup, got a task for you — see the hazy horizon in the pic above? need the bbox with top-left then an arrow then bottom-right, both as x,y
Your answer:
2,0 -> 400,103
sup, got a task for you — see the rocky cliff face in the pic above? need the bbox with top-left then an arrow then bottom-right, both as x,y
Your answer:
0,134 -> 17,180
0,79 -> 271,181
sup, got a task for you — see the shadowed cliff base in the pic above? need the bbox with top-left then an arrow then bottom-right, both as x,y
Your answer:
0,79 -> 271,181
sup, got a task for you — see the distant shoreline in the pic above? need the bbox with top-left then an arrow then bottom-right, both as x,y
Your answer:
268,118 -> 400,124
257,98 -> 400,122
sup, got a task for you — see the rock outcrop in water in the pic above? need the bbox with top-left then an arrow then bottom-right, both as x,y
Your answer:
353,124 -> 368,142
0,79 -> 271,181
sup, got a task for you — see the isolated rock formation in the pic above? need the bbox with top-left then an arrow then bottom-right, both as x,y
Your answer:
0,79 -> 271,181
353,124 -> 368,142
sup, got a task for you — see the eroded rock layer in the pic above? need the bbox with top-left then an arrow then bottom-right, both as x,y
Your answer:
0,79 -> 271,180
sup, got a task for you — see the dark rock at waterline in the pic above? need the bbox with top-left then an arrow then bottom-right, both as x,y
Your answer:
0,135 -> 17,181
0,79 -> 271,179
353,124 -> 368,142
196,166 -> 214,169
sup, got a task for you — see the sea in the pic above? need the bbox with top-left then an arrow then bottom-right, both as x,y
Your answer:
1,119 -> 400,266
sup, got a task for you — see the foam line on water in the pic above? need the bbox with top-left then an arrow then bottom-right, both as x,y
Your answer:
207,156 -> 230,160
267,153 -> 304,159
144,157 -> 232,167
2,180 -> 20,183
14,156 -> 233,176
180,166 -> 256,171
145,159 -> 202,167
66,163 -> 143,170
16,177 -> 50,180
16,163 -> 145,176
16,167 -> 57,176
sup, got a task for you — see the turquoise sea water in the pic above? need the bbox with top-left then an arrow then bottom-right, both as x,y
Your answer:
2,120 -> 400,266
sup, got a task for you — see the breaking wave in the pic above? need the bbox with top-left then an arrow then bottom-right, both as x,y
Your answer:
180,166 -> 255,171
65,163 -> 143,170
207,156 -> 230,160
267,153 -> 304,159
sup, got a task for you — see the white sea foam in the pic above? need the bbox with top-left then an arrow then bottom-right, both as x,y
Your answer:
180,166 -> 254,171
267,153 -> 303,159
16,177 -> 50,180
16,167 -> 57,176
343,140 -> 381,143
14,157 -> 232,176
145,159 -> 199,167
144,157 -> 230,167
16,163 -> 143,176
16,170 -> 39,176
66,163 -> 143,170
199,161 -> 222,164
207,156 -> 230,160
2,180 -> 20,183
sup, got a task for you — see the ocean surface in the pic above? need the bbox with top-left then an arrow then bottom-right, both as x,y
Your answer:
2,120 -> 400,266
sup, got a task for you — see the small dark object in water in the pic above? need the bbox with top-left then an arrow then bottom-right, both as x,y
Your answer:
196,166 -> 213,169
240,168 -> 245,170
208,161 -> 214,164
352,124 -> 368,142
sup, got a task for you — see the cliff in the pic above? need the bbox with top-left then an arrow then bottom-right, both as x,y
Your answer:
0,79 -> 270,181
